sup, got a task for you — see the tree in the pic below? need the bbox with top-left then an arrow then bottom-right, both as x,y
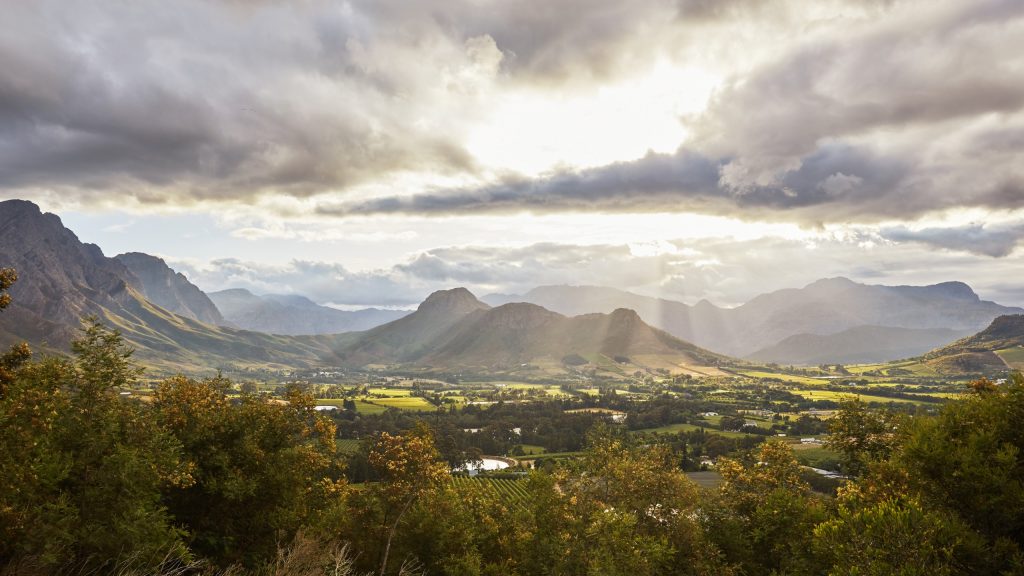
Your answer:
366,426 -> 448,576
826,398 -> 902,477
0,267 -> 15,310
153,377 -> 342,568
893,373 -> 1024,568
711,440 -> 824,575
0,268 -> 29,397
0,319 -> 190,570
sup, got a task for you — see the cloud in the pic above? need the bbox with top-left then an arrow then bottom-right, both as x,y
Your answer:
169,224 -> 1024,310
316,142 -> 917,221
1,0 -> 1021,228
881,222 -> 1024,257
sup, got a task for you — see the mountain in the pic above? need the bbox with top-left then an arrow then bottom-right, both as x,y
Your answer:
208,289 -> 407,335
747,325 -> 972,365
487,279 -> 1023,361
336,289 -> 726,375
920,315 -> 1024,375
0,200 -> 345,373
115,252 -> 225,325
337,287 -> 491,365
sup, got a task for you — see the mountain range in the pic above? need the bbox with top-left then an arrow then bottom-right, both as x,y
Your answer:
207,289 -> 407,335
485,281 -> 1022,363
333,288 -> 725,376
0,200 -> 723,376
0,200 -> 345,373
2,198 -> 1022,376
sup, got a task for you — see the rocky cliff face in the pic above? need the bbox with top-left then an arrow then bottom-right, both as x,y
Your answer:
0,199 -> 141,347
115,252 -> 225,325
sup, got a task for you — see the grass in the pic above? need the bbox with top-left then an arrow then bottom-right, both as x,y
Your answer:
366,387 -> 413,396
733,370 -> 825,385
369,396 -> 437,411
788,389 -> 932,405
515,444 -> 546,455
450,476 -> 530,507
686,471 -> 723,489
996,346 -> 1024,368
336,438 -> 362,455
354,400 -> 388,414
635,422 -> 755,438
513,450 -> 584,461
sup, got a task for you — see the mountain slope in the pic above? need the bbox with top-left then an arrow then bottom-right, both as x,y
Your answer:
0,200 -> 346,373
747,325 -> 972,365
335,290 -> 727,375
338,287 -> 491,365
489,280 -> 1023,360
921,315 -> 1024,375
115,252 -> 225,325
208,289 -> 407,335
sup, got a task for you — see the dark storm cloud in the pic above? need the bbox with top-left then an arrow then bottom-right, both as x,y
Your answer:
1,0 -> 1021,224
881,223 -> 1024,258
0,0 -> 482,203
317,143 -> 917,218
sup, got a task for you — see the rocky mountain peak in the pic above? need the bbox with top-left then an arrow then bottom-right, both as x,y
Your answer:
417,287 -> 489,315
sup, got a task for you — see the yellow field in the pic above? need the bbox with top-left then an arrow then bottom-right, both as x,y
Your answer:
789,389 -> 927,405
734,370 -> 826,385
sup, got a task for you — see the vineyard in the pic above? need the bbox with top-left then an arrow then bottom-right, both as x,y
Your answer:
450,475 -> 530,507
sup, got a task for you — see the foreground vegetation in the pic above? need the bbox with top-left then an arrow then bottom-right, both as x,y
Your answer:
2,273 -> 1023,575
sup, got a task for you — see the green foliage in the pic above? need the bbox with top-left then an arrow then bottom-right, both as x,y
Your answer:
895,372 -> 1024,563
815,496 -> 984,576
711,440 -> 825,575
153,376 -> 343,568
826,398 -> 902,477
0,320 -> 189,571
0,267 -> 15,310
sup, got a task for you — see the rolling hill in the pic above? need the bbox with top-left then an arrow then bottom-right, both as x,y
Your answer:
920,315 -> 1024,375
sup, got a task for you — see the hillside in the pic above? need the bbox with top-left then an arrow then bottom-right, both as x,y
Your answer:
921,315 -> 1024,375
0,200 -> 346,373
747,325 -> 972,365
337,287 -> 492,366
208,288 -> 407,335
488,280 -> 1022,360
115,252 -> 226,325
336,291 -> 727,376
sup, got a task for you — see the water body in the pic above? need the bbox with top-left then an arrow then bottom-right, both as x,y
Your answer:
456,457 -> 511,472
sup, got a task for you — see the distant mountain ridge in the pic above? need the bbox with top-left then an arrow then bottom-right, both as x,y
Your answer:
748,325 -> 972,365
486,279 -> 1023,362
208,288 -> 406,335
334,288 -> 725,374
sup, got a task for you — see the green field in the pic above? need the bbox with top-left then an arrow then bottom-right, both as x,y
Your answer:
450,476 -> 530,507
336,438 -> 362,455
635,422 -> 755,438
732,370 -> 826,385
996,346 -> 1024,367
789,389 -> 933,405
369,396 -> 437,411
366,387 -> 413,396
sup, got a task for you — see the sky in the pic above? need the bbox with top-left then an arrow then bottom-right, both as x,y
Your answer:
2,0 -> 1024,308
